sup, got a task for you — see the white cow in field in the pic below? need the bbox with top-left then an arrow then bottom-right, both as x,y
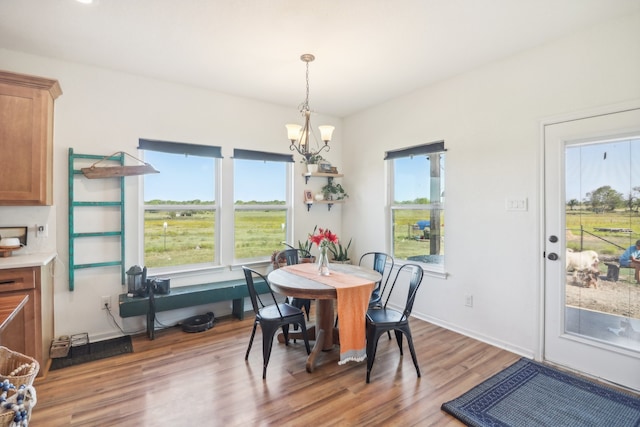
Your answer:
566,249 -> 599,287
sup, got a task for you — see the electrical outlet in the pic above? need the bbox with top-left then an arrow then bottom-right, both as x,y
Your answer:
101,296 -> 111,310
464,294 -> 473,307
36,224 -> 48,238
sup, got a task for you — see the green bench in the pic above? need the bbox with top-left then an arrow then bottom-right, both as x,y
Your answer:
118,277 -> 267,339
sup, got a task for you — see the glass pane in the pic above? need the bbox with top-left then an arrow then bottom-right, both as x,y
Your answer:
144,209 -> 215,268
564,137 -> 640,352
234,159 -> 287,259
392,209 -> 444,265
392,153 -> 445,266
234,210 -> 287,259
234,159 -> 285,203
143,151 -> 216,268
393,156 -> 432,202
144,151 -> 215,203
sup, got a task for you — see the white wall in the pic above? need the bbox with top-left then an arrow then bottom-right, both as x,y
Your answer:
0,51 -> 342,340
342,13 -> 640,356
0,11 -> 638,350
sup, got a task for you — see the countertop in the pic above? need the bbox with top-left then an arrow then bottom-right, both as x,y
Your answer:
0,251 -> 57,269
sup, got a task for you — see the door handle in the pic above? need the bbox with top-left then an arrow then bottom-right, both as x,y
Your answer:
548,252 -> 559,261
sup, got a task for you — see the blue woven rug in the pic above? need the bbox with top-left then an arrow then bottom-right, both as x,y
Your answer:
441,358 -> 640,426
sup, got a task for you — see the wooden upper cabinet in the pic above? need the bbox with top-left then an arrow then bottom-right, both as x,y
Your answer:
0,71 -> 62,205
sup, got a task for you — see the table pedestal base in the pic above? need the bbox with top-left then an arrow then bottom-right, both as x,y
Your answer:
276,299 -> 337,372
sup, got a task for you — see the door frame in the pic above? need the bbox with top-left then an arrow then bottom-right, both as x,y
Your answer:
538,99 -> 640,361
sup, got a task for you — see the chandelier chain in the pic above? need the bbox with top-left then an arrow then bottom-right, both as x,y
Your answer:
303,60 -> 310,113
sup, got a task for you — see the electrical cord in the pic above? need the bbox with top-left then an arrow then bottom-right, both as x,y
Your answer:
104,303 -> 146,336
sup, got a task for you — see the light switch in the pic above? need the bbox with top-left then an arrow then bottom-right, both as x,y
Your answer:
506,198 -> 528,211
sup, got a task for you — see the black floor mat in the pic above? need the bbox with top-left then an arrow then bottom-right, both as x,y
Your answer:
50,335 -> 133,370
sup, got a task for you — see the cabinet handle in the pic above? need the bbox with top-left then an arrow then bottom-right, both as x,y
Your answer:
0,280 -> 17,285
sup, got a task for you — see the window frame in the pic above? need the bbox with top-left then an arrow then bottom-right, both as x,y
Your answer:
386,141 -> 446,275
139,139 -> 222,274
232,149 -> 294,264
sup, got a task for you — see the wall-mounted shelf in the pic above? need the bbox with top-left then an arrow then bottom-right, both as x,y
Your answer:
303,172 -> 344,184
305,200 -> 345,211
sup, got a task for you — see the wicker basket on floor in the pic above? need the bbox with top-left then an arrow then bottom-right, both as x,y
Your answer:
0,385 -> 36,427
0,347 -> 39,387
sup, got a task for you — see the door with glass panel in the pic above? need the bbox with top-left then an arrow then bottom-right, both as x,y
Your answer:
543,106 -> 640,391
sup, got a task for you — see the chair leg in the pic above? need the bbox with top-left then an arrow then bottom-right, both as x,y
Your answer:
366,326 -> 384,383
299,320 -> 311,355
245,321 -> 257,360
404,329 -> 421,378
394,330 -> 404,355
281,324 -> 290,345
262,325 -> 277,379
304,300 -> 311,320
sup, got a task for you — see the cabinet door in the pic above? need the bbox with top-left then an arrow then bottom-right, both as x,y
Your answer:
0,71 -> 60,206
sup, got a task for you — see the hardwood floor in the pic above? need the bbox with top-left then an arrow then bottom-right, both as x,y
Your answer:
31,310 -> 520,426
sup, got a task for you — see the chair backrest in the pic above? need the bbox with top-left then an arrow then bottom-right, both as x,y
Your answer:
359,252 -> 394,304
276,249 -> 300,266
382,263 -> 424,320
242,266 -> 283,317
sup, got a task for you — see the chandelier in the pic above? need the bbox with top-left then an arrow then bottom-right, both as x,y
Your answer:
286,54 -> 334,163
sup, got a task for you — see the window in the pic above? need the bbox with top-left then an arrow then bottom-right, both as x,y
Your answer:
140,139 -> 221,270
386,141 -> 445,269
233,149 -> 293,260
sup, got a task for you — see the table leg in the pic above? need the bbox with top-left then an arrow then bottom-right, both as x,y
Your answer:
276,299 -> 337,373
316,299 -> 334,350
305,299 -> 336,372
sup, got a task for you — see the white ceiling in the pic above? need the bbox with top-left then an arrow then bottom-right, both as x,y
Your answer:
1,0 -> 639,117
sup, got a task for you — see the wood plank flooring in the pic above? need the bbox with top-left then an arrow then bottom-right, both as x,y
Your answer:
31,310 -> 520,426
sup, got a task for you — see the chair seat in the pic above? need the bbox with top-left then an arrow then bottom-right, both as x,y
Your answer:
366,308 -> 405,325
260,303 -> 305,321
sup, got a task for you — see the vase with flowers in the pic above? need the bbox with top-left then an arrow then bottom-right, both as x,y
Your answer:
309,227 -> 339,276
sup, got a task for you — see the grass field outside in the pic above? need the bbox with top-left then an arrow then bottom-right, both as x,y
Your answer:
566,209 -> 640,256
143,205 -> 638,270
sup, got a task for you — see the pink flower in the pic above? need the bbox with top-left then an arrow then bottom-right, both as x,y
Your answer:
309,227 -> 339,248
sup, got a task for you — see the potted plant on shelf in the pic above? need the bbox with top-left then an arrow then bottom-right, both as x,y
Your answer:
298,225 -> 317,262
302,154 -> 324,174
321,181 -> 349,201
328,237 -> 352,264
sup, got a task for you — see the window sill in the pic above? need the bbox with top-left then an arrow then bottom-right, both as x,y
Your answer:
394,259 -> 448,280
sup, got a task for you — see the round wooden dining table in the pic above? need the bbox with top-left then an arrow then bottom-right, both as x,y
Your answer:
268,263 -> 381,372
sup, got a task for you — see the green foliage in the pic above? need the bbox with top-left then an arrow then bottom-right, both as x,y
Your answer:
328,238 -> 352,261
392,209 -> 445,260
235,200 -> 285,205
146,199 -> 214,205
567,199 -> 580,210
301,154 -> 324,164
321,182 -> 349,200
565,209 -> 640,255
395,197 -> 430,204
585,185 -> 624,212
297,225 -> 317,256
144,209 -> 287,267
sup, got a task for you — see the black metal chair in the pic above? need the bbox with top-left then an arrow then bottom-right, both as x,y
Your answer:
365,263 -> 424,383
359,252 -> 394,308
243,267 -> 311,379
276,249 -> 312,319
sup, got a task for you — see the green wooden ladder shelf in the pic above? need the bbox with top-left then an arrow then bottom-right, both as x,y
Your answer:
68,148 -> 125,291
